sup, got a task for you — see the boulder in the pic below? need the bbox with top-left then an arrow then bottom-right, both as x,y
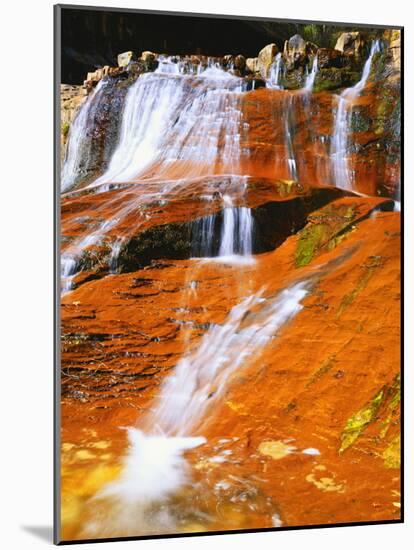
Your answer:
283,34 -> 312,69
246,57 -> 259,73
234,54 -> 246,71
141,50 -> 156,62
317,48 -> 344,69
117,51 -> 135,67
223,54 -> 234,68
257,43 -> 278,78
335,32 -> 365,57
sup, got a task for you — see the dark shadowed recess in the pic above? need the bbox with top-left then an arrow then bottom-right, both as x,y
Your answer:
61,7 -> 362,84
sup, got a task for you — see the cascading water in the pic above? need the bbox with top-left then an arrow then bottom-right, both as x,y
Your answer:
148,280 -> 310,435
61,218 -> 117,293
87,65 -> 245,190
284,95 -> 298,181
61,65 -> 250,291
96,280 -> 310,520
90,74 -> 188,186
60,32 -> 401,540
331,40 -> 381,190
267,53 -> 283,89
218,196 -> 253,258
304,56 -> 318,92
61,79 -> 106,192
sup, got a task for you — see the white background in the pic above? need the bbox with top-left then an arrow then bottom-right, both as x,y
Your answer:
1,0 -> 411,548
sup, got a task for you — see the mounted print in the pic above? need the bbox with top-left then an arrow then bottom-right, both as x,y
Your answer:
54,4 -> 403,544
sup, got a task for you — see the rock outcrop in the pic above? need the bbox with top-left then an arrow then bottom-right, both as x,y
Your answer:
117,51 -> 135,67
246,57 -> 259,74
283,34 -> 317,70
257,43 -> 278,78
317,48 -> 344,69
335,31 -> 365,58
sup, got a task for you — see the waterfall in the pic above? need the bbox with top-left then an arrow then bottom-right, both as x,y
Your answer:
284,95 -> 298,181
331,96 -> 351,189
90,74 -> 188,186
191,214 -> 216,257
61,218 -> 117,293
155,55 -> 182,75
304,56 -> 318,92
352,40 -> 381,94
98,280 -> 310,513
331,40 -> 381,190
218,196 -> 253,257
87,68 -> 244,191
61,80 -> 106,192
267,53 -> 283,89
109,237 -> 125,273
191,195 -> 254,262
61,68 -> 250,292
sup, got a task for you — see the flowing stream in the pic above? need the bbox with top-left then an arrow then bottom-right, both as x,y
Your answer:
95,280 -> 310,529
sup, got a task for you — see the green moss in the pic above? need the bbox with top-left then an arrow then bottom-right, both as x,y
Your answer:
312,69 -> 361,92
295,223 -> 328,267
295,204 -> 356,268
340,390 -> 384,453
61,121 -> 70,137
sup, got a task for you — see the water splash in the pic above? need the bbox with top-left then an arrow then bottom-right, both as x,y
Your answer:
100,430 -> 206,503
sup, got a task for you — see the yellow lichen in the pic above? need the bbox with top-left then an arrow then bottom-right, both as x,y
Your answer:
258,440 -> 296,460
383,435 -> 400,469
340,390 -> 384,453
306,473 -> 345,493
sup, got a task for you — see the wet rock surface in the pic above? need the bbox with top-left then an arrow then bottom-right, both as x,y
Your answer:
60,194 -> 400,538
59,26 -> 401,541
